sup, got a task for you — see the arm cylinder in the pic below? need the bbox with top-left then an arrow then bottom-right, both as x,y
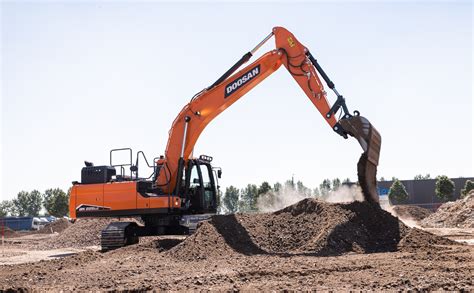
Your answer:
307,52 -> 335,90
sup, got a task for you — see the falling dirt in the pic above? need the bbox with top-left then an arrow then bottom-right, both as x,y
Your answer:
357,153 -> 379,204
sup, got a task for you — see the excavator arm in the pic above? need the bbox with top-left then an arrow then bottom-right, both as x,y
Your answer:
156,27 -> 381,203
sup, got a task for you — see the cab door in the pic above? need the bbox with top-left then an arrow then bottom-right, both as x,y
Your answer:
186,161 -> 203,213
198,163 -> 217,212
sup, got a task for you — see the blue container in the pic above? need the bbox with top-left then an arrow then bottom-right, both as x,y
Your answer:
0,217 -> 34,231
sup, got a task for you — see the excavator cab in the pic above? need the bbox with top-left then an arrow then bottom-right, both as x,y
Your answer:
182,155 -> 219,213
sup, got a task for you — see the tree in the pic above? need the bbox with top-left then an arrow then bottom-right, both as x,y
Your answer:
312,187 -> 320,197
257,182 -> 272,196
284,179 -> 295,191
0,200 -> 16,217
414,174 -> 431,180
461,180 -> 474,198
43,188 -> 69,217
239,184 -> 258,212
388,179 -> 409,204
13,190 -> 42,216
223,186 -> 239,214
435,175 -> 455,201
296,181 -> 311,196
319,179 -> 331,197
331,178 -> 341,191
379,177 -> 386,182
342,178 -> 351,184
273,182 -> 282,193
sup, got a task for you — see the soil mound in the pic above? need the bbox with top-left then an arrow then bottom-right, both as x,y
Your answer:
37,218 -> 71,234
393,205 -> 432,222
1,226 -> 18,238
42,218 -> 138,249
166,199 -> 459,260
421,191 -> 474,228
397,227 -> 456,252
167,199 -> 455,260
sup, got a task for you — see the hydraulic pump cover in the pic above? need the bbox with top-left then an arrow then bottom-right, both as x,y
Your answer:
81,166 -> 116,184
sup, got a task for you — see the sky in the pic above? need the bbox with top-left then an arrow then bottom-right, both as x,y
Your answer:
1,1 -> 472,200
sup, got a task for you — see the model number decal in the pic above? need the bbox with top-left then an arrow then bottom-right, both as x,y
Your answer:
225,65 -> 260,98
76,204 -> 111,212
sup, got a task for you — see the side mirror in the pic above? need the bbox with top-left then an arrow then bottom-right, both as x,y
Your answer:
130,165 -> 138,172
217,169 -> 222,179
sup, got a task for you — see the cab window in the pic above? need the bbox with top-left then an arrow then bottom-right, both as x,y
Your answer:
199,164 -> 211,189
199,164 -> 215,209
189,165 -> 200,188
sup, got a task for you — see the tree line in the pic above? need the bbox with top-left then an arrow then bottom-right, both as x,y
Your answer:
0,188 -> 69,218
2,176 -> 471,217
219,177 -> 350,214
388,177 -> 473,204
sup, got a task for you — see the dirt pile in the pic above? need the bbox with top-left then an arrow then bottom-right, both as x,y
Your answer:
421,191 -> 474,228
167,199 -> 455,260
42,218 -> 138,249
1,226 -> 18,238
37,218 -> 71,234
393,205 -> 432,222
397,227 -> 456,252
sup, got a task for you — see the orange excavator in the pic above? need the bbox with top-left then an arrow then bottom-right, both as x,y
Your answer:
69,27 -> 381,251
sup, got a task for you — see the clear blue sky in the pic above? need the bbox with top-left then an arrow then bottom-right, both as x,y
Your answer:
1,1 -> 472,200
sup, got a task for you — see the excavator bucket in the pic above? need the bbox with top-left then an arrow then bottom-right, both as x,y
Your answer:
339,116 -> 381,204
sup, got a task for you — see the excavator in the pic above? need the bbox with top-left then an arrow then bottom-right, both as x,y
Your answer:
69,27 -> 381,251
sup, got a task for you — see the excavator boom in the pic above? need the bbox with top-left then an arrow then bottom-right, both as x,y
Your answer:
156,27 -> 382,203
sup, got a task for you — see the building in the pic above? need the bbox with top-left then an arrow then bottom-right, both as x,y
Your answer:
377,177 -> 473,210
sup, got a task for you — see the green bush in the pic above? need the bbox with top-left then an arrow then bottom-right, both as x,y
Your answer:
461,180 -> 474,198
388,179 -> 409,203
435,175 -> 455,201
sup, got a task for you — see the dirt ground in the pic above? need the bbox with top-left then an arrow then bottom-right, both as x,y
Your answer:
1,199 -> 473,291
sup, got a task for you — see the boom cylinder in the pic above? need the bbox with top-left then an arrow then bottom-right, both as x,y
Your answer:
180,116 -> 191,158
175,116 -> 191,196
250,31 -> 274,55
207,31 -> 274,90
